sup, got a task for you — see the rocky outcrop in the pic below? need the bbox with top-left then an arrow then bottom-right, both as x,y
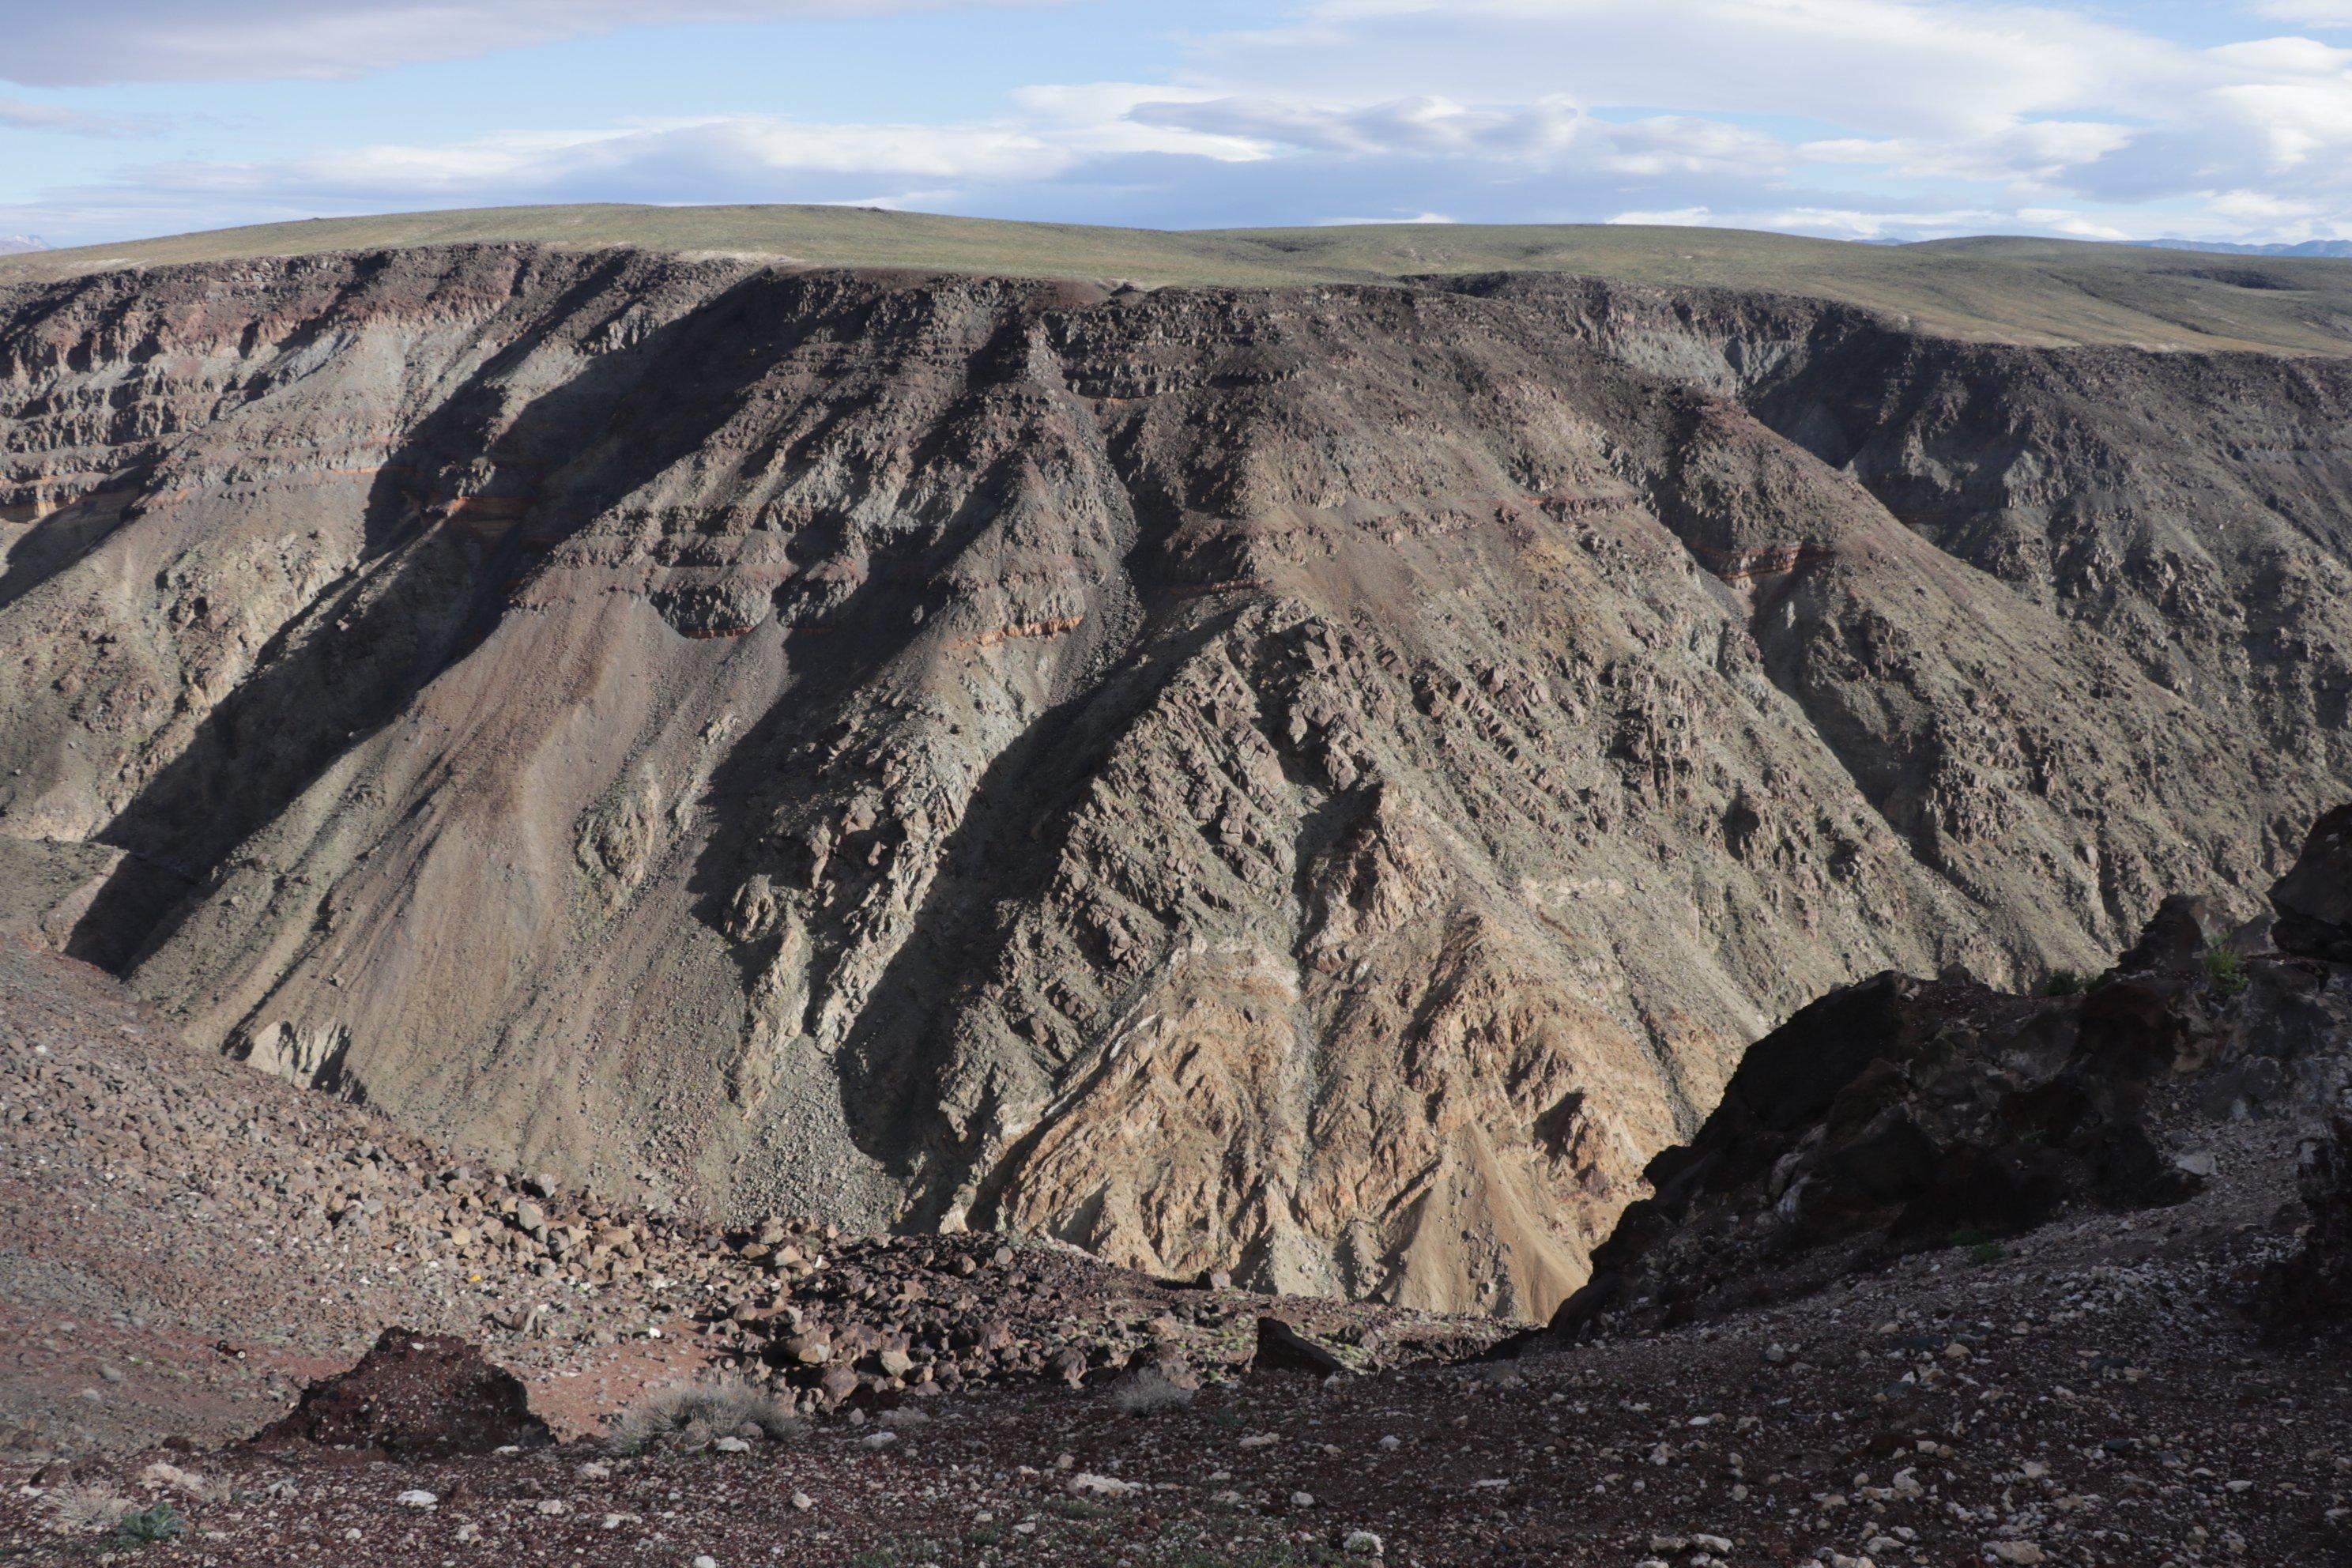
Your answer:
2260,1114 -> 2352,1332
1541,967 -> 2201,1336
2271,803 -> 2352,962
255,1329 -> 551,1458
2,247 -> 2347,1318
1538,808 -> 2352,1339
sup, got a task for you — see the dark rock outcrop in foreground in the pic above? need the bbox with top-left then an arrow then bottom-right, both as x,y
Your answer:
2261,1114 -> 2352,1331
1545,805 -> 2352,1339
254,1329 -> 550,1459
2271,803 -> 2352,963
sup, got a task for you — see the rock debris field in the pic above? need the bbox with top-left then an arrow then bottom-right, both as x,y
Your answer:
6,929 -> 2351,1565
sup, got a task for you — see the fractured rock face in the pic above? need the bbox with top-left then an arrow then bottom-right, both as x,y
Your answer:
2,250 -> 2347,1318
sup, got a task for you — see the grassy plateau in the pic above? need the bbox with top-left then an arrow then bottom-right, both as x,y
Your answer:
6,203 -> 2352,353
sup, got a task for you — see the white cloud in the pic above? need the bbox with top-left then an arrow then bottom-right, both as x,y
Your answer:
1174,1 -> 2352,232
0,0 -> 1055,86
1606,207 -> 1717,228
0,97 -> 164,137
1611,202 -> 2023,242
13,0 -> 2352,250
2251,0 -> 2352,25
1312,210 -> 1456,224
123,115 -> 1097,202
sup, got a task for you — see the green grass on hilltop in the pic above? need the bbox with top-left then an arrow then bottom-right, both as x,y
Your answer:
7,202 -> 2352,354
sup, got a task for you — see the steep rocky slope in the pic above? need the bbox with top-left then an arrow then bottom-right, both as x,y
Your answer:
0,935 -> 1482,1461
2,247 -> 2346,1319
9,829 -> 2348,1564
1533,805 -> 2352,1343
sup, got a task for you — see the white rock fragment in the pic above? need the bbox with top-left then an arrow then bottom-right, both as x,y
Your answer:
1070,1473 -> 1142,1497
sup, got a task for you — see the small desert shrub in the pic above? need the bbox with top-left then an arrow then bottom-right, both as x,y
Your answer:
115,1502 -> 187,1546
2041,968 -> 2085,997
1966,1240 -> 2007,1267
605,1377 -> 805,1456
42,1483 -> 136,1534
140,1460 -> 225,1502
2204,944 -> 2248,997
1109,1368 -> 1195,1416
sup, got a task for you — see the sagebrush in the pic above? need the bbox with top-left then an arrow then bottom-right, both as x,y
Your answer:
41,1483 -> 135,1533
1109,1368 -> 1195,1416
606,1377 -> 805,1455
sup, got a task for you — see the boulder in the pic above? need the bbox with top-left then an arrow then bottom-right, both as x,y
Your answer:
2271,803 -> 2352,962
1252,1317 -> 1349,1377
253,1329 -> 549,1458
2112,894 -> 2216,975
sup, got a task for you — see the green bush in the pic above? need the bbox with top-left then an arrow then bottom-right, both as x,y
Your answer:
2203,944 -> 2248,997
115,1503 -> 185,1547
2040,968 -> 2084,997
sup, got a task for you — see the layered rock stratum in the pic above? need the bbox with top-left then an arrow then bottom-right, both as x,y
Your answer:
3,246 -> 2348,1318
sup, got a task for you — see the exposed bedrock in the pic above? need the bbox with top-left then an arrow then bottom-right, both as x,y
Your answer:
2,248 -> 2346,1318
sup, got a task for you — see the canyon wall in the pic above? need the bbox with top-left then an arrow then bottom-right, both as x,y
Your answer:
2,247 -> 2346,1317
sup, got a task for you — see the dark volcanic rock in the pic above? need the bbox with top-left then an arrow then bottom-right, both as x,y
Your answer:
2113,893 -> 2218,975
255,1329 -> 551,1458
1250,1316 -> 1350,1378
2271,803 -> 2352,963
1544,956 -> 2207,1337
2260,1114 -> 2352,1332
1538,805 -> 2352,1345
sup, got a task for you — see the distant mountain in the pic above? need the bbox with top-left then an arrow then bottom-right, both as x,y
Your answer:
2143,237 -> 2352,258
0,236 -> 46,255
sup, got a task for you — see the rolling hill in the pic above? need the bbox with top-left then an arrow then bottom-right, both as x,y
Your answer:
6,204 -> 2352,353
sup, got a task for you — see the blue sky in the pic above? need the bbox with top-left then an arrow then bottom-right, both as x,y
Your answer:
8,0 -> 2352,248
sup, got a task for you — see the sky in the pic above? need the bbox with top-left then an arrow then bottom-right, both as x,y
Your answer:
9,0 -> 2352,248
